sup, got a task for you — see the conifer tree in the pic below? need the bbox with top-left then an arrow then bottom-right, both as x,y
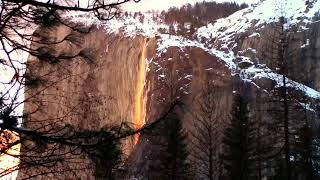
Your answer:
222,93 -> 256,180
150,112 -> 190,180
262,15 -> 310,179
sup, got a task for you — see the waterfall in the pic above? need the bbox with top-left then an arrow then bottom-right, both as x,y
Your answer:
133,40 -> 147,145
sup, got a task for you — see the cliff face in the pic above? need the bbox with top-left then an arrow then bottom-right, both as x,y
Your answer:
196,0 -> 320,97
235,20 -> 320,91
21,24 -> 158,179
25,25 -> 150,131
126,45 -> 233,178
20,1 -> 320,179
21,23 -> 235,178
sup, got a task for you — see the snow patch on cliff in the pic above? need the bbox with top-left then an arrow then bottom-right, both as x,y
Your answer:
240,65 -> 320,99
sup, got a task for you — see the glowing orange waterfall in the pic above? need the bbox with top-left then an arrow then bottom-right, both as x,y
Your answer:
133,40 -> 147,145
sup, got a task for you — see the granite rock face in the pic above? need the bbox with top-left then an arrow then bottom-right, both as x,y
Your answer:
20,22 -> 236,179
236,21 -> 320,91
20,24 -> 156,179
20,7 -> 320,179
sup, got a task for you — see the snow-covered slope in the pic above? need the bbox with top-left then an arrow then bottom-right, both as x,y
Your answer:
195,0 -> 320,98
67,0 -> 320,100
197,0 -> 320,42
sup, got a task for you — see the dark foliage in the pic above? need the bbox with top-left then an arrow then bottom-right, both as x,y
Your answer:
0,108 -> 18,127
149,112 -> 190,180
160,2 -> 248,28
79,129 -> 121,179
32,8 -> 60,28
222,94 -> 256,180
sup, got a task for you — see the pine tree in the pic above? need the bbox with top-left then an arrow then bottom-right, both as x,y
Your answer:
262,15 -> 310,179
222,93 -> 256,180
151,112 -> 190,180
84,129 -> 121,179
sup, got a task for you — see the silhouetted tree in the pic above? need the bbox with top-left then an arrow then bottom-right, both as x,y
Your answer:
149,112 -> 190,180
252,6 -> 318,176
222,93 -> 256,180
262,15 -> 312,179
187,85 -> 224,180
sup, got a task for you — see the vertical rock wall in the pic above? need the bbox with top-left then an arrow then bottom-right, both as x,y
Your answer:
20,24 -> 156,179
21,22 -> 236,178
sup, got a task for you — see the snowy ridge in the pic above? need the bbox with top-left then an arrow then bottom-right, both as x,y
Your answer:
156,33 -> 320,98
68,12 -> 169,38
156,34 -> 237,69
241,66 -> 320,99
197,0 -> 320,45
195,0 -> 320,99
66,0 -> 320,99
